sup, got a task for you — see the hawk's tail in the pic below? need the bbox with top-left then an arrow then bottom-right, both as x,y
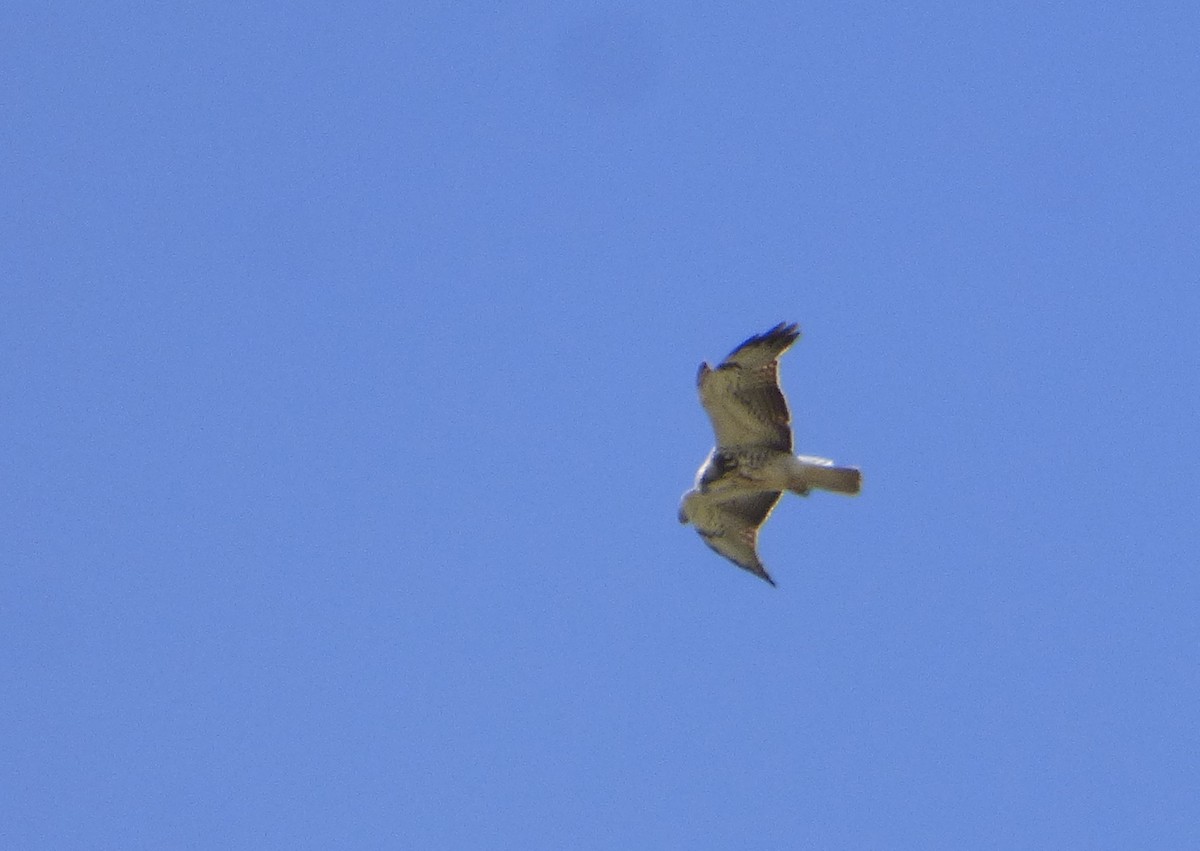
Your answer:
789,457 -> 862,496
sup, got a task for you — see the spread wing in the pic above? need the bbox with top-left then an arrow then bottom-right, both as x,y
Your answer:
691,490 -> 783,586
697,322 -> 799,452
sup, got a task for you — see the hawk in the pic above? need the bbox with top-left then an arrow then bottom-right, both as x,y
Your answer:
678,322 -> 861,585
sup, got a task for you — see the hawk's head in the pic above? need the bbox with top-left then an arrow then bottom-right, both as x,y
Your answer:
677,490 -> 699,525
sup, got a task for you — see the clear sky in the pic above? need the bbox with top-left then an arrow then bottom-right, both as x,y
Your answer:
5,2 -> 1199,848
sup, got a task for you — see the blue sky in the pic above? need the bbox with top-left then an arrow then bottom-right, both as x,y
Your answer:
5,2 -> 1199,847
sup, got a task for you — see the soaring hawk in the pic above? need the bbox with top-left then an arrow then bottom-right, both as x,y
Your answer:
678,323 -> 861,585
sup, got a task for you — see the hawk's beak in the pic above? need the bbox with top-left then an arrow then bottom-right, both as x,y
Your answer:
677,506 -> 690,524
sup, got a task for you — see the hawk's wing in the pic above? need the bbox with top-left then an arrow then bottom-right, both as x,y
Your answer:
697,323 -> 799,452
692,490 -> 783,586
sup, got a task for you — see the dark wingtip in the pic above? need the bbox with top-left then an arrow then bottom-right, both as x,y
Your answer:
749,564 -> 777,586
768,322 -> 801,344
726,322 -> 802,360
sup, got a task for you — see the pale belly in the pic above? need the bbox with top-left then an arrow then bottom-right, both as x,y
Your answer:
699,449 -> 792,494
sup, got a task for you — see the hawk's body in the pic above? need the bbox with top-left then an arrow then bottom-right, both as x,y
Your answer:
678,323 -> 861,585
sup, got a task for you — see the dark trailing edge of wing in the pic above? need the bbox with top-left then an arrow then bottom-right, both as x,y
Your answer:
696,527 -> 777,586
724,491 -> 783,530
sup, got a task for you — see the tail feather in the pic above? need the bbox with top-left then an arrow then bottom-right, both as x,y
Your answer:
790,461 -> 862,495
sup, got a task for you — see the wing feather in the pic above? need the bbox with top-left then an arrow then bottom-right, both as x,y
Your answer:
698,323 -> 799,452
688,489 -> 783,586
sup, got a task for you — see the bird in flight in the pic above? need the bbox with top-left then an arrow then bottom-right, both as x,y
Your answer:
678,323 -> 861,586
